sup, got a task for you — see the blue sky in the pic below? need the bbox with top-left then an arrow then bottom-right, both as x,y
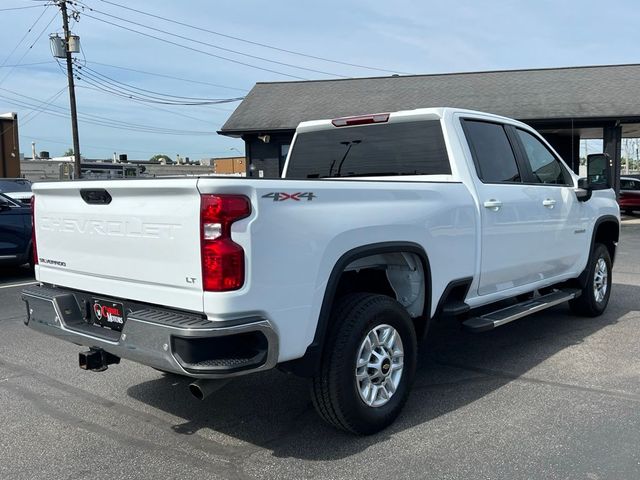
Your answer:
0,0 -> 638,160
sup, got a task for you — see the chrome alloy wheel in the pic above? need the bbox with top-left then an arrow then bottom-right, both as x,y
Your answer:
355,324 -> 404,408
593,257 -> 609,303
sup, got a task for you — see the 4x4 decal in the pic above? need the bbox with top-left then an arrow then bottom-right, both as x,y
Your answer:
262,192 -> 316,202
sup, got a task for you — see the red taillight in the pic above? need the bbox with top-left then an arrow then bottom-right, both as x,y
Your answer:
200,194 -> 250,291
31,196 -> 38,265
331,113 -> 389,127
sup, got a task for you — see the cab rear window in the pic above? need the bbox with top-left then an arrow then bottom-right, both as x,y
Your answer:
285,120 -> 451,179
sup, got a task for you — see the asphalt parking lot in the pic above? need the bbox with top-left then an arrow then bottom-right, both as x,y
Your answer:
1,220 -> 639,480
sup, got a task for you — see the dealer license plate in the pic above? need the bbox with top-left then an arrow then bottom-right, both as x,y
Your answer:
91,298 -> 126,332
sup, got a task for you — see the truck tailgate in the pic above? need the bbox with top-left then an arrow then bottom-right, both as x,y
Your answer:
33,179 -> 204,312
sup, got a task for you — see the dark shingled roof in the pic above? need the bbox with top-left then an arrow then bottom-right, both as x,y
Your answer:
220,64 -> 640,135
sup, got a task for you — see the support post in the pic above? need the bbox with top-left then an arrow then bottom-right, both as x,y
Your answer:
603,124 -> 622,196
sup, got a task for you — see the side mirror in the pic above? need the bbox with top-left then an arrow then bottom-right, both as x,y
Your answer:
0,197 -> 11,211
586,153 -> 613,190
575,178 -> 592,202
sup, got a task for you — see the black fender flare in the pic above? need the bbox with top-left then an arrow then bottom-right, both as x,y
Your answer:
577,215 -> 619,288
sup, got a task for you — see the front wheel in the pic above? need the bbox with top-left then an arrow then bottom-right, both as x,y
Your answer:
569,243 -> 612,317
311,293 -> 417,435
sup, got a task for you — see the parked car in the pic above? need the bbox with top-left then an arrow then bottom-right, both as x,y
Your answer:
619,176 -> 640,214
23,107 -> 619,435
0,178 -> 33,205
0,192 -> 33,267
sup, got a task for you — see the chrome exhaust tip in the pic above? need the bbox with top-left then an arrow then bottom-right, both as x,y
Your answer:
188,379 -> 230,400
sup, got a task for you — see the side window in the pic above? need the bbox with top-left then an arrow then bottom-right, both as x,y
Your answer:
621,179 -> 640,190
463,120 -> 521,183
515,129 -> 570,185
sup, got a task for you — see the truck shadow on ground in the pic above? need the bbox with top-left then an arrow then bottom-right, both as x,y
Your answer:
126,282 -> 638,461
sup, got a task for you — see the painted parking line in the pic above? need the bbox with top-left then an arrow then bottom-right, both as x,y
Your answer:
0,281 -> 38,290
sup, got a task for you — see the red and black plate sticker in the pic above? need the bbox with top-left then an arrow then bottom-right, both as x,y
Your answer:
91,298 -> 126,331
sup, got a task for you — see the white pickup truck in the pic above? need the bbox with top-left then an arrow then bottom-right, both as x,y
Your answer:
23,108 -> 620,434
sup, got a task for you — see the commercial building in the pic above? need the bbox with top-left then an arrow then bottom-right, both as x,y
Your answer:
220,63 -> 640,189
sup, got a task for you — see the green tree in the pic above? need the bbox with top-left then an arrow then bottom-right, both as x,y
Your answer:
149,154 -> 172,164
63,148 -> 74,156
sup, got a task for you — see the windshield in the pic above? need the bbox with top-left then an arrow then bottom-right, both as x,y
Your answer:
0,179 -> 32,193
285,120 -> 450,179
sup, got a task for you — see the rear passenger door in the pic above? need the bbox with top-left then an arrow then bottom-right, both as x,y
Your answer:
462,119 -> 565,296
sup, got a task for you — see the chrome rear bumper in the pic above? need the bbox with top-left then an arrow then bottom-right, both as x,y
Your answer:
22,284 -> 278,379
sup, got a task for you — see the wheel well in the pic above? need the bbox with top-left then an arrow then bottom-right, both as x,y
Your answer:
335,252 -> 427,320
573,217 -> 620,290
594,219 -> 619,263
279,243 -> 431,377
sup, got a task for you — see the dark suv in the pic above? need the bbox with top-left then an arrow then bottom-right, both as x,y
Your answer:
0,193 -> 33,267
0,178 -> 33,205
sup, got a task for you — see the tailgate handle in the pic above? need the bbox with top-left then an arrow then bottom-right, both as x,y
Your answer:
80,189 -> 112,205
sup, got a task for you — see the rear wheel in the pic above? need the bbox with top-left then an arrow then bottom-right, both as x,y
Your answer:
311,293 -> 417,435
27,246 -> 35,271
569,243 -> 612,317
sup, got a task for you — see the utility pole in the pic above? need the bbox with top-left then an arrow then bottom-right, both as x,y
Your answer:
58,0 -> 81,179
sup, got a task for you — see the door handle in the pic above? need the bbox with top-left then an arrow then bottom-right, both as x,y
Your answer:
483,199 -> 503,211
542,198 -> 556,208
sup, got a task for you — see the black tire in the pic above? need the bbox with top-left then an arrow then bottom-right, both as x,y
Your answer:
310,293 -> 417,435
27,246 -> 35,271
623,209 -> 633,215
569,243 -> 612,317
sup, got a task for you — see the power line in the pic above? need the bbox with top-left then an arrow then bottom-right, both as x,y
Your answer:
21,86 -> 68,125
0,5 -> 47,12
74,61 -> 244,105
0,9 -> 59,87
75,71 -> 229,107
0,87 -> 221,135
3,95 -> 217,135
75,70 -> 225,106
0,86 -> 66,140
78,62 -> 242,102
80,13 -> 309,80
76,2 -> 346,78
94,0 -> 412,75
76,85 -> 226,123
86,61 -> 249,93
0,4 -> 52,81
0,61 -> 53,68
44,58 -> 223,134
74,80 -> 235,114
